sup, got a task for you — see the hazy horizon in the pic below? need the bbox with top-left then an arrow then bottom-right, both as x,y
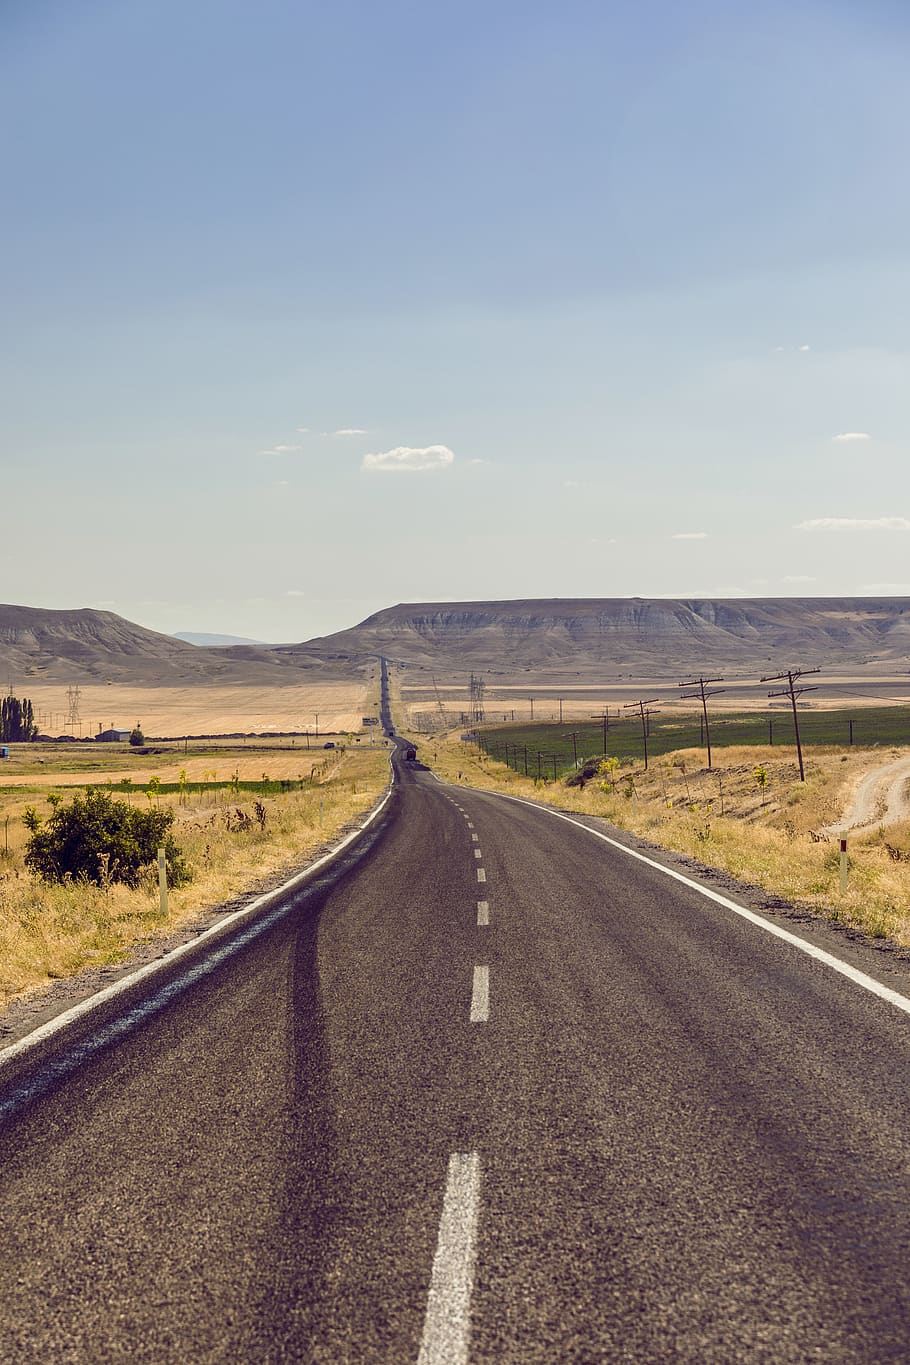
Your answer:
3,0 -> 910,640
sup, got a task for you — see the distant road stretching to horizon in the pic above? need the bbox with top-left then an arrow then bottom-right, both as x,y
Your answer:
3,740 -> 910,1359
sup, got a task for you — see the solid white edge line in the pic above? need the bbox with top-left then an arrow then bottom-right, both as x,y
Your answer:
490,791 -> 910,1019
470,966 -> 489,1023
0,752 -> 398,1069
417,1152 -> 481,1365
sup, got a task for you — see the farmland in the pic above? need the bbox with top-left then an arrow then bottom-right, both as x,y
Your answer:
477,706 -> 910,778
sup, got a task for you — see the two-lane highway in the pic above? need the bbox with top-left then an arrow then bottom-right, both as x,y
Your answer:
3,745 -> 910,1361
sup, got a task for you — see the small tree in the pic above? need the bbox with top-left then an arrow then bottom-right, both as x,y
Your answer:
24,787 -> 189,888
129,724 -> 145,747
598,756 -> 620,792
753,765 -> 769,806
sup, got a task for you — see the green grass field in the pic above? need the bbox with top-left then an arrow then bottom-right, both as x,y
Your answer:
476,707 -> 910,777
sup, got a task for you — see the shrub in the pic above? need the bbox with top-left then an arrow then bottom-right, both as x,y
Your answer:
129,725 -> 145,747
24,788 -> 189,888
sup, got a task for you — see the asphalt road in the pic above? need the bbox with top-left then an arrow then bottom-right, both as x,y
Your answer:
4,745 -> 910,1362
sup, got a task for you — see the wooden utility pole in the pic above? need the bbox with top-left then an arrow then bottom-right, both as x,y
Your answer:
624,699 -> 659,770
591,709 -> 612,755
761,667 -> 820,781
569,731 -> 579,768
678,675 -> 725,770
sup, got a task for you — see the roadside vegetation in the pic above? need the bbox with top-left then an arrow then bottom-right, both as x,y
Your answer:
0,741 -> 390,1009
418,725 -> 910,947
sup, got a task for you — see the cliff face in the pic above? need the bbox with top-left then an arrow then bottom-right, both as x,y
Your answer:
3,597 -> 909,687
282,597 -> 910,676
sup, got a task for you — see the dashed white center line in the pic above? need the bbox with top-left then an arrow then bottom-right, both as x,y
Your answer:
473,848 -> 482,859
417,1152 -> 481,1365
467,822 -> 474,829
471,833 -> 479,842
470,966 -> 489,1022
477,901 -> 489,926
476,868 -> 486,883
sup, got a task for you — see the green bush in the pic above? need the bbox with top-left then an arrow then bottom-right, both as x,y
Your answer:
24,788 -> 189,888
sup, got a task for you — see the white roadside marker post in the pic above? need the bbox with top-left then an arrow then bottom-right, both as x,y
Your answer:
840,837 -> 848,895
158,847 -> 168,919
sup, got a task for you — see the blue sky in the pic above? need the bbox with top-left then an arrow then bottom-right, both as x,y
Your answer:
2,0 -> 909,641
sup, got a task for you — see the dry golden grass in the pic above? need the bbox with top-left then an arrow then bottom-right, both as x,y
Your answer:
420,729 -> 910,945
0,739 -> 383,788
0,746 -> 391,1009
20,681 -> 370,738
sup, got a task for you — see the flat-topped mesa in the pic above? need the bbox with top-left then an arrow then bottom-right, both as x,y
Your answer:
281,596 -> 910,675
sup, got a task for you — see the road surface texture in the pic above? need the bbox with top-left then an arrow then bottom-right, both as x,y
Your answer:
4,746 -> 910,1360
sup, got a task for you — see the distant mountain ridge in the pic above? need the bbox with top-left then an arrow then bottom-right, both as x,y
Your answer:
0,605 -> 342,685
2,598 -> 909,687
281,597 -> 910,677
173,632 -> 270,648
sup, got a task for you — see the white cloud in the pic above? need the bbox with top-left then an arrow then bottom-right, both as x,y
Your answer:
564,479 -> 581,488
672,531 -> 709,540
295,427 -> 309,433
333,428 -> 369,437
284,589 -> 306,597
799,344 -> 811,351
782,574 -> 817,583
833,432 -> 871,442
796,517 -> 910,531
859,583 -> 910,594
258,444 -> 303,455
361,444 -> 455,473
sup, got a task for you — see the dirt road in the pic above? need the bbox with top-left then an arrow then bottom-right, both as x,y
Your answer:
822,754 -> 910,835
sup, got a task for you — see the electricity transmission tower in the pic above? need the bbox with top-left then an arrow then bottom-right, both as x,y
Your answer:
65,684 -> 82,734
760,667 -> 820,781
432,676 -> 447,727
679,675 -> 725,770
469,673 -> 486,724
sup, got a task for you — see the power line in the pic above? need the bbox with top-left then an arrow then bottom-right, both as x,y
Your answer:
678,675 -> 725,771
760,667 -> 820,781
624,698 -> 659,770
